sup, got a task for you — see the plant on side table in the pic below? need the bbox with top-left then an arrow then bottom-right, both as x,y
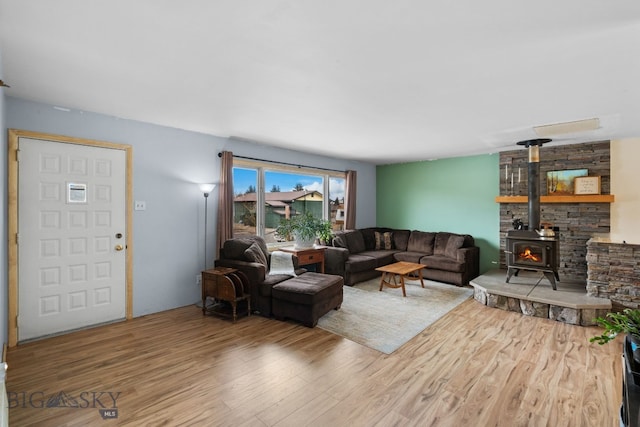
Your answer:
316,220 -> 334,246
275,211 -> 332,249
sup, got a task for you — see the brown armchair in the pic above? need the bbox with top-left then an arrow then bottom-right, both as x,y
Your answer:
214,236 -> 305,317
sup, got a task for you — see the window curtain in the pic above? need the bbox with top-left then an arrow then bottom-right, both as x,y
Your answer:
216,151 -> 234,259
345,170 -> 357,230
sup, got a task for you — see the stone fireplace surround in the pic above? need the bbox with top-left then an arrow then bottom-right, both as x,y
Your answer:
498,140 -> 611,281
587,238 -> 640,309
471,140 -> 617,326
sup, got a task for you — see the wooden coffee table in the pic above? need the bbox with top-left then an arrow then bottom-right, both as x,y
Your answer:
375,261 -> 425,297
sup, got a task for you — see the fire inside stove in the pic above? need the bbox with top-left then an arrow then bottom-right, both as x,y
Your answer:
518,246 -> 542,263
513,242 -> 546,266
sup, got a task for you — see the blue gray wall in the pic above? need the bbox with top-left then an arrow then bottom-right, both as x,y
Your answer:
0,51 -> 7,346
4,97 -> 376,333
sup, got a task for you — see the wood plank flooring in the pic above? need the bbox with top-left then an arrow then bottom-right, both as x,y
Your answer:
6,299 -> 623,426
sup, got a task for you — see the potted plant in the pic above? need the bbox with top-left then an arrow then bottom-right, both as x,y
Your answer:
591,308 -> 640,379
275,211 -> 332,249
590,308 -> 640,346
317,220 -> 334,246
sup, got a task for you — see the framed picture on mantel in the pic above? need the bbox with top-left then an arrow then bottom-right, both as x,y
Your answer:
574,176 -> 601,195
546,168 -> 588,195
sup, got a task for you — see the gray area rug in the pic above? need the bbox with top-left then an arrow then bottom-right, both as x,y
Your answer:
317,277 -> 473,354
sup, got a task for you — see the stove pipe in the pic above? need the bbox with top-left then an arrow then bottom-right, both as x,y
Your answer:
516,138 -> 551,230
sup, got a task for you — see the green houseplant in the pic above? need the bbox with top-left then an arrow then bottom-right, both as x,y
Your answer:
275,211 -> 332,249
316,220 -> 334,246
590,308 -> 640,345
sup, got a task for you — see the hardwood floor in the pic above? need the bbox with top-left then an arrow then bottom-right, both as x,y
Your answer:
6,299 -> 622,426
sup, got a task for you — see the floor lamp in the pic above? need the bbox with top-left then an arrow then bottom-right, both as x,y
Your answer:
200,183 -> 216,270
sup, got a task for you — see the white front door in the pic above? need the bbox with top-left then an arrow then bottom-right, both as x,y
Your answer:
17,137 -> 127,342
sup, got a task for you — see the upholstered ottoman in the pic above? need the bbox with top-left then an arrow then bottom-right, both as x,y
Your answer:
271,272 -> 343,327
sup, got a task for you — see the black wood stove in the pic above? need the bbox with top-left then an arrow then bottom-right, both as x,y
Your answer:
506,230 -> 560,289
505,138 -> 561,290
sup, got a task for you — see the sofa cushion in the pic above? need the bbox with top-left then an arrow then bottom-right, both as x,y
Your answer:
445,235 -> 465,259
462,234 -> 475,247
272,272 -> 343,306
434,233 -> 452,256
359,250 -> 397,267
244,242 -> 268,267
392,229 -> 411,251
344,230 -> 366,254
345,254 -> 378,273
223,236 -> 270,262
407,231 -> 436,255
360,228 -> 378,250
393,251 -> 424,264
374,231 -> 394,250
361,227 -> 398,250
260,274 -> 294,297
420,255 -> 465,273
332,232 -> 348,249
222,238 -> 254,260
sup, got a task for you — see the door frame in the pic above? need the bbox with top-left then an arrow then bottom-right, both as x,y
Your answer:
7,129 -> 134,347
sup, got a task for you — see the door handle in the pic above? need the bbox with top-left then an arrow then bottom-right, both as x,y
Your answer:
115,244 -> 124,251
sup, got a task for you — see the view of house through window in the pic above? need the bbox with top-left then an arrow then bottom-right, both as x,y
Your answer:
232,167 -> 258,237
233,163 -> 345,246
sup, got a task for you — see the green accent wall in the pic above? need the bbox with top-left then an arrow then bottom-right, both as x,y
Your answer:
377,153 -> 500,275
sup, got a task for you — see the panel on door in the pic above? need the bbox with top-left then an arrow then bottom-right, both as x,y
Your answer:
18,138 -> 127,341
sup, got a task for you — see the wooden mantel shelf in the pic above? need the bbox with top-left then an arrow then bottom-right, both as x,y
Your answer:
495,195 -> 615,203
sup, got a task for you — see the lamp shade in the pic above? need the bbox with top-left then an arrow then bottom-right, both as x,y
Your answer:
199,183 -> 216,194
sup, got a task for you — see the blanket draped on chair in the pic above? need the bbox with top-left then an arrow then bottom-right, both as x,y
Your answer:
269,251 -> 297,276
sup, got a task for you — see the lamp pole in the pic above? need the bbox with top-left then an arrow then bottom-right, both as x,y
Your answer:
199,184 -> 216,270
203,192 -> 210,269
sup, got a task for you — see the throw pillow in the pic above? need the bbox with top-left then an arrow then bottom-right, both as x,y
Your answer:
374,231 -> 394,250
332,233 -> 348,249
407,231 -> 435,255
392,229 -> 411,251
345,230 -> 366,253
444,235 -> 465,259
244,242 -> 268,268
222,238 -> 254,260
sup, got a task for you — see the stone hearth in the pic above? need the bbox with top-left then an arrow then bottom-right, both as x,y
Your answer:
471,269 -> 611,326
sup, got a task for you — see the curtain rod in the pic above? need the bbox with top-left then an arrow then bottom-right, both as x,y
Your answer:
218,152 -> 345,173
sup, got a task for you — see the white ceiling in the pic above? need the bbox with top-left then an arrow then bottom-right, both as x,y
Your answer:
1,1 -> 639,164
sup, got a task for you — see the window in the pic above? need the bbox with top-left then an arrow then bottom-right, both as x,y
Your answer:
232,160 -> 345,247
232,167 -> 258,237
329,177 -> 345,232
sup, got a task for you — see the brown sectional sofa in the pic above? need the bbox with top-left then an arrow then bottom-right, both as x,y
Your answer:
324,227 -> 480,287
